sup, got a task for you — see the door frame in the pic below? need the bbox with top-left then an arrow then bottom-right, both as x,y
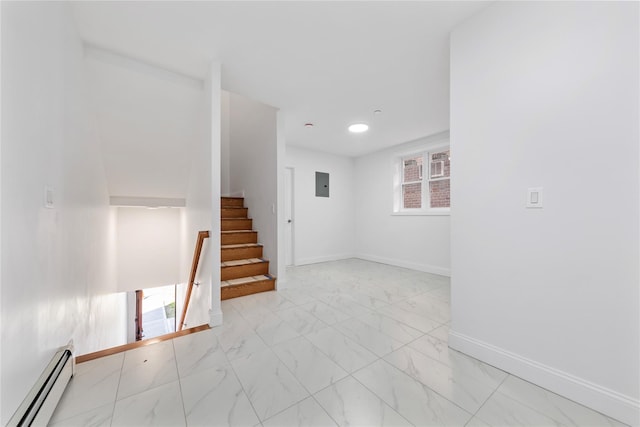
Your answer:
284,166 -> 295,266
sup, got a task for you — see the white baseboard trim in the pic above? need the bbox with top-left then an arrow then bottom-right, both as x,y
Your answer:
449,331 -> 640,426
294,253 -> 355,266
209,310 -> 223,328
355,253 -> 451,277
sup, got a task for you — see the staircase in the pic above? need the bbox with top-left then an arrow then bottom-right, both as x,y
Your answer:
220,197 -> 276,300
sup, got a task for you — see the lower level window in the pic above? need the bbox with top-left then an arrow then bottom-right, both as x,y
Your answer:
396,148 -> 450,212
427,150 -> 450,209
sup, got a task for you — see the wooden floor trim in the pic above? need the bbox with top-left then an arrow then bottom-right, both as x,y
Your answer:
75,324 -> 210,364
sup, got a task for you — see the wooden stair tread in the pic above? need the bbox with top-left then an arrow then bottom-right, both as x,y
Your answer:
222,219 -> 253,231
221,274 -> 274,287
221,258 -> 266,267
222,243 -> 262,249
220,196 -> 274,299
221,242 -> 263,262
221,230 -> 258,245
220,275 -> 276,300
221,197 -> 245,208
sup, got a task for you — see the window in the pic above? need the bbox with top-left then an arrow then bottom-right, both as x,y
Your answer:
428,149 -> 450,209
396,147 -> 450,213
402,155 -> 423,209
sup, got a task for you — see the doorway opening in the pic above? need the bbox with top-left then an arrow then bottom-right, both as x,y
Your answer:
284,167 -> 295,266
133,284 -> 177,341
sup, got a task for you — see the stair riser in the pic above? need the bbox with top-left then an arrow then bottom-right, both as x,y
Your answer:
221,262 -> 269,281
221,208 -> 248,218
221,279 -> 276,300
221,198 -> 244,208
221,232 -> 258,245
221,246 -> 263,262
222,219 -> 252,231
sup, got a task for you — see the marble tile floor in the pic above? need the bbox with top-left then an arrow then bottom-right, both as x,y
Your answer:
50,259 -> 627,427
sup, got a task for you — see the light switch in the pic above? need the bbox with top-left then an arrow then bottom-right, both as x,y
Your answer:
526,187 -> 543,208
44,186 -> 55,209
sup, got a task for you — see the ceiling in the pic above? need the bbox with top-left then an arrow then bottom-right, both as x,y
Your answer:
73,1 -> 490,158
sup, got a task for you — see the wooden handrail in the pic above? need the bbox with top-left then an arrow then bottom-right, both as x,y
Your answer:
135,290 -> 144,341
178,230 -> 210,331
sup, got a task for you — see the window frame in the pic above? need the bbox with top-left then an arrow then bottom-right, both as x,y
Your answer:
392,144 -> 450,216
400,154 -> 424,210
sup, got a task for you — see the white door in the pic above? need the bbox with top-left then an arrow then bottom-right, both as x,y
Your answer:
284,167 -> 294,266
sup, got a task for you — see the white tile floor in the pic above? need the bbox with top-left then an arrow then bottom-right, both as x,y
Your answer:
50,259 -> 627,426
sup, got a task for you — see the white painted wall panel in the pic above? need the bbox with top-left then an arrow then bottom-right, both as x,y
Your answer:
181,63 -> 220,328
116,207 -> 181,292
228,93 -> 278,276
84,46 -> 202,200
0,3 -> 127,423
221,90 -> 231,196
286,146 -> 355,265
450,2 -> 639,424
354,134 -> 451,276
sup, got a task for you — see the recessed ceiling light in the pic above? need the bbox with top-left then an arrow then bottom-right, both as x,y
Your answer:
348,123 -> 369,133
304,123 -> 314,128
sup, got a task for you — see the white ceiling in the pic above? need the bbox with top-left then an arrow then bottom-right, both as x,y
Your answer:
73,1 -> 490,158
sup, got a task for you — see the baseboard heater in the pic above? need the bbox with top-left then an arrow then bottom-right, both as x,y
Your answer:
7,344 -> 75,427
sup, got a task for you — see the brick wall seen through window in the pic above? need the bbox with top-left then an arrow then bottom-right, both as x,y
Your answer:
402,155 -> 423,209
429,150 -> 450,209
399,148 -> 450,211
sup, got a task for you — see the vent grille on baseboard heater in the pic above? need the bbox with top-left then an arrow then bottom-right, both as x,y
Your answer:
7,344 -> 75,427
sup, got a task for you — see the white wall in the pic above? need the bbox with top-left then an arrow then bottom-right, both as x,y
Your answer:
1,3 -> 4,418
354,133 -> 451,276
181,62 -> 221,329
0,2 -> 127,423
220,90 -> 231,195
84,46 -> 203,200
116,207 -> 181,292
228,93 -> 278,276
449,2 -> 639,425
276,111 -> 287,282
286,146 -> 355,265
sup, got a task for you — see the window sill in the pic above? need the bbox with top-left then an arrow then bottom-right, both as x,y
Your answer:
391,210 -> 450,216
